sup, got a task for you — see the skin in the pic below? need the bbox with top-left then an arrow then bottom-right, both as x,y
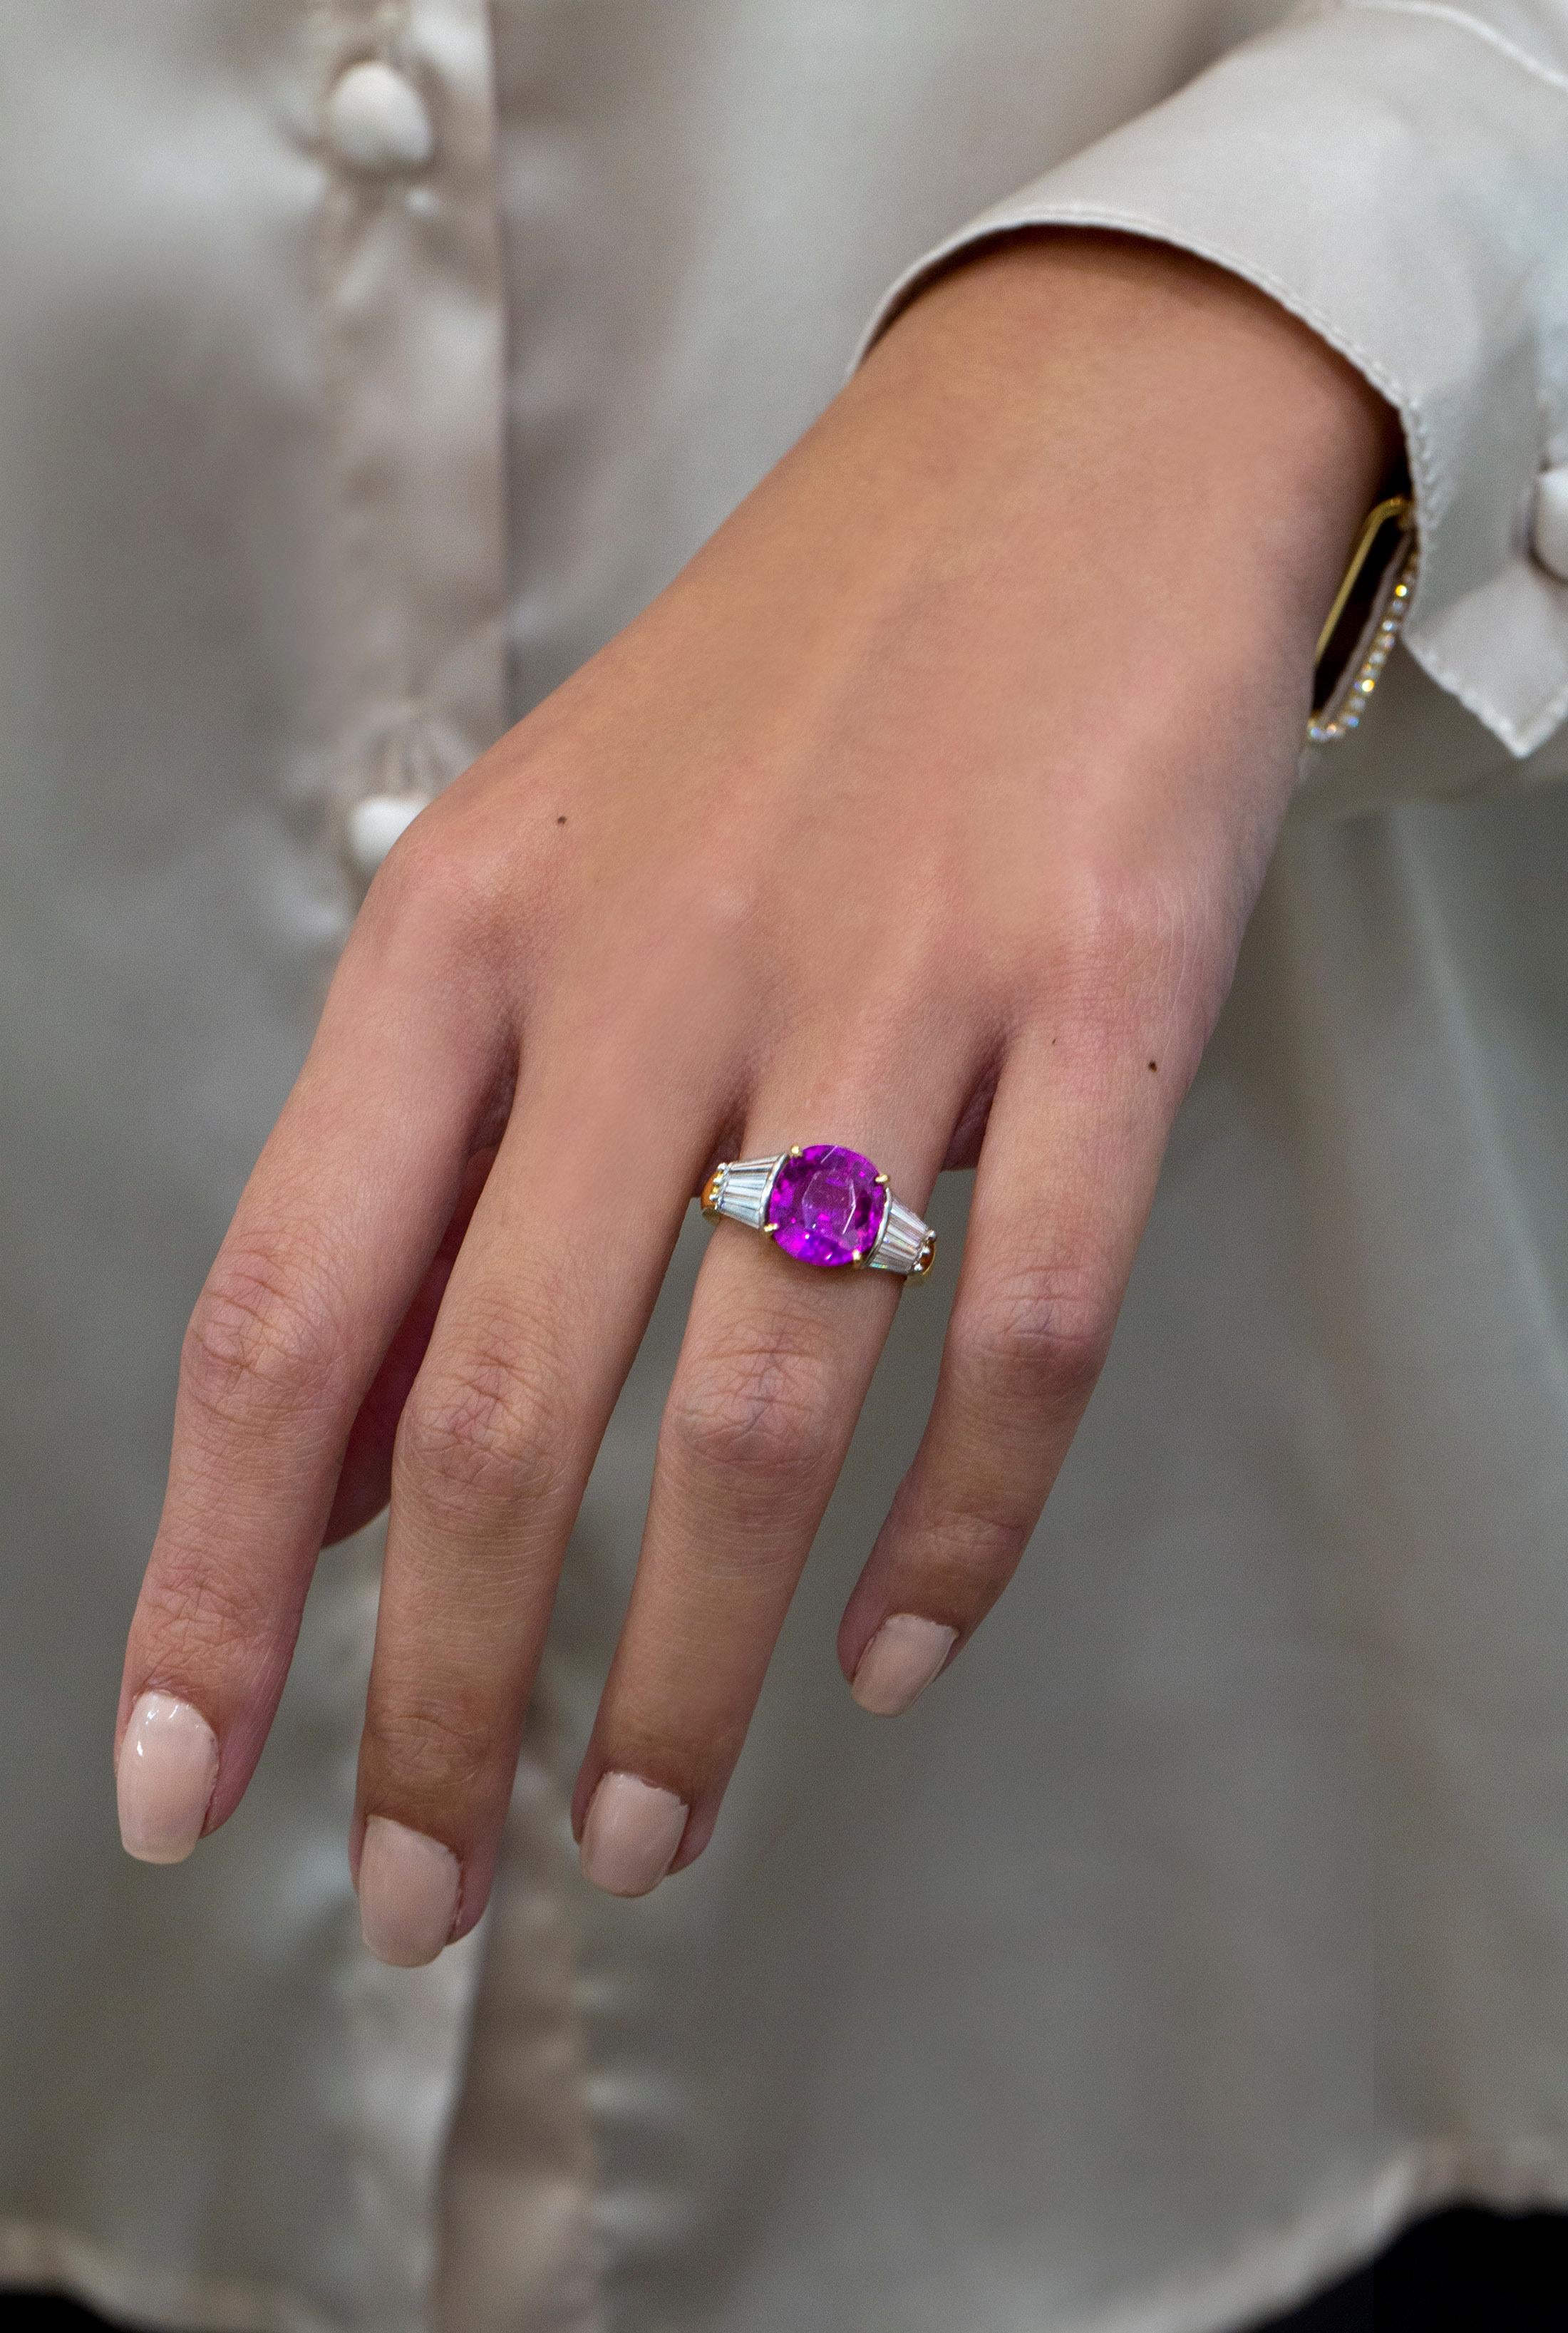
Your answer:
116,232 -> 1398,1940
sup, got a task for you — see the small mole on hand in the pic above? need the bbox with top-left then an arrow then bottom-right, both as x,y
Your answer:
1147,1060 -> 1157,1072
557,815 -> 567,825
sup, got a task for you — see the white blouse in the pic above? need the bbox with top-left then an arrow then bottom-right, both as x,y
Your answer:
1,4 -> 1566,2329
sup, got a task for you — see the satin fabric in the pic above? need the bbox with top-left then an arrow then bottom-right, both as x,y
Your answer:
1,5 -> 1566,2330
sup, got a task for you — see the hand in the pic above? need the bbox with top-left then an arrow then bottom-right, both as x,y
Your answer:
115,233 -> 1394,1958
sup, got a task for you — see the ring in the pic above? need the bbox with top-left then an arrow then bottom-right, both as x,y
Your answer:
700,1143 -> 937,1279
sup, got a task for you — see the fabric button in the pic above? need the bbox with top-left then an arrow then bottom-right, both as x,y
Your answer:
1530,465 -> 1568,582
345,793 -> 428,880
325,61 -> 434,174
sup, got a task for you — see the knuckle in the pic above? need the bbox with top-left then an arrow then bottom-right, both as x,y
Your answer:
667,1332 -> 839,1490
136,1541 -> 278,1673
903,1503 -> 1031,1606
181,1242 -> 346,1431
365,1689 -> 497,1795
951,1262 -> 1113,1412
397,1329 -> 569,1514
363,793 -> 520,956
1033,861 -> 1206,1036
366,813 -> 505,952
1056,860 -> 1170,962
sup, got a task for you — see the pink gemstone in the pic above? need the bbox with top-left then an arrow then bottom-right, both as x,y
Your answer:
768,1145 -> 887,1269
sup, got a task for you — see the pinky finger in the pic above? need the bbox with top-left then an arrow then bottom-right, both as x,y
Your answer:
837,1029 -> 1174,1716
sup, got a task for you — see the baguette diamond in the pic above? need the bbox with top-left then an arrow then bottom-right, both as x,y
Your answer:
867,1197 -> 934,1277
701,1155 -> 783,1232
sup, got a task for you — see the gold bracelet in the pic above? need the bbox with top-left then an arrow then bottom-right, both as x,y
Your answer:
1306,493 -> 1417,746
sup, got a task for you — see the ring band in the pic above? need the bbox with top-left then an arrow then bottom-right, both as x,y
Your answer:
701,1143 -> 937,1279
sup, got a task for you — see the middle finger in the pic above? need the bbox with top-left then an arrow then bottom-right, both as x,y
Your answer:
351,1038 -> 718,1962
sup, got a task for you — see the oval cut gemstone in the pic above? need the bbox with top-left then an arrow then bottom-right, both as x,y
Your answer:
768,1144 -> 887,1268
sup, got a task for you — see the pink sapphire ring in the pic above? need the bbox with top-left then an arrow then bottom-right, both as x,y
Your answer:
700,1145 -> 937,1279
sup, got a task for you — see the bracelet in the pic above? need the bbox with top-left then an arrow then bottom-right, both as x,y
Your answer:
1306,493 -> 1417,746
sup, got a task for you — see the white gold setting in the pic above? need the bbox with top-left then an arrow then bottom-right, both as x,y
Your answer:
700,1149 -> 937,1279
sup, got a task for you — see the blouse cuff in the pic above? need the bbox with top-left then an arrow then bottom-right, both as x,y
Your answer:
852,1 -> 1568,765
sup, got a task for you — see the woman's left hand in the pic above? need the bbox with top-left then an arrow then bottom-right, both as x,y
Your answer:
114,234 -> 1394,1957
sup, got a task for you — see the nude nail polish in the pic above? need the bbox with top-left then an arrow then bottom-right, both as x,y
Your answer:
850,1614 -> 957,1716
358,1816 -> 461,1967
117,1691 -> 219,1863
579,1773 -> 687,1897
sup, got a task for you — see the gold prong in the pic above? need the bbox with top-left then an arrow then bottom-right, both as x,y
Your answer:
875,1173 -> 889,1185
763,1223 -> 778,1237
789,1145 -> 803,1158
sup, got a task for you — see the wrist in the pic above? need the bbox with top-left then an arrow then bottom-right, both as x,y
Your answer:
858,229 -> 1401,664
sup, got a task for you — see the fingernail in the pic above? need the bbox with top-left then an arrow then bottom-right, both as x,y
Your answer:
357,1816 -> 460,1966
580,1772 -> 687,1897
117,1691 -> 219,1863
851,1614 -> 958,1716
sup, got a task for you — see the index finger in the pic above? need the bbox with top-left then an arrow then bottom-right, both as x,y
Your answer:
114,901 -> 500,1862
